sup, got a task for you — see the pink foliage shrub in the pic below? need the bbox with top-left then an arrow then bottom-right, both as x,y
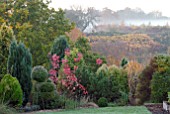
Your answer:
49,49 -> 88,96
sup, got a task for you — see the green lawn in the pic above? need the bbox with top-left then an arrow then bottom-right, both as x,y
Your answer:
37,106 -> 151,114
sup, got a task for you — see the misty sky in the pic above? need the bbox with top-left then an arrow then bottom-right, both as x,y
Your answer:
49,0 -> 170,17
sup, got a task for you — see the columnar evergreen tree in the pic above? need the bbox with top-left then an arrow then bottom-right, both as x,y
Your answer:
0,23 -> 14,79
50,35 -> 69,69
7,40 -> 32,106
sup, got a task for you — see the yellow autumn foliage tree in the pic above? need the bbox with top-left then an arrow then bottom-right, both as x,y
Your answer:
125,60 -> 143,105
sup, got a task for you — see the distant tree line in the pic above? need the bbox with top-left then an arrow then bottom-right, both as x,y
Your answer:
65,6 -> 169,32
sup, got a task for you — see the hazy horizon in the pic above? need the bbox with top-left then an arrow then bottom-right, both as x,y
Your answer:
49,0 -> 170,17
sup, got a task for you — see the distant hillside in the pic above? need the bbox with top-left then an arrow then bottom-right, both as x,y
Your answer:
88,26 -> 170,48
89,34 -> 166,66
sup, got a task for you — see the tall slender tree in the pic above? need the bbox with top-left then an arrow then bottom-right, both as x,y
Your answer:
8,40 -> 32,106
0,23 -> 14,79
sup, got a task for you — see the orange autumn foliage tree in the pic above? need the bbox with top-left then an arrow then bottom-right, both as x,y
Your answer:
125,61 -> 143,105
66,28 -> 85,42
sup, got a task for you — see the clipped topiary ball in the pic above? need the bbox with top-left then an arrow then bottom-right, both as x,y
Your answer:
39,82 -> 55,92
32,66 -> 48,82
97,97 -> 108,107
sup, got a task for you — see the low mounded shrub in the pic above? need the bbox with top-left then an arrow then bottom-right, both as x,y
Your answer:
89,64 -> 128,104
97,97 -> 108,107
151,71 -> 170,103
0,74 -> 23,106
46,95 -> 66,109
150,55 -> 170,103
32,66 -> 48,82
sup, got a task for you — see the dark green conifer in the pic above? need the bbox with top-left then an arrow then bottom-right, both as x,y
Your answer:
7,40 -> 32,106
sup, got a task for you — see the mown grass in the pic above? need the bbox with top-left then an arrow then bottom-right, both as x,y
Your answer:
37,106 -> 151,114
